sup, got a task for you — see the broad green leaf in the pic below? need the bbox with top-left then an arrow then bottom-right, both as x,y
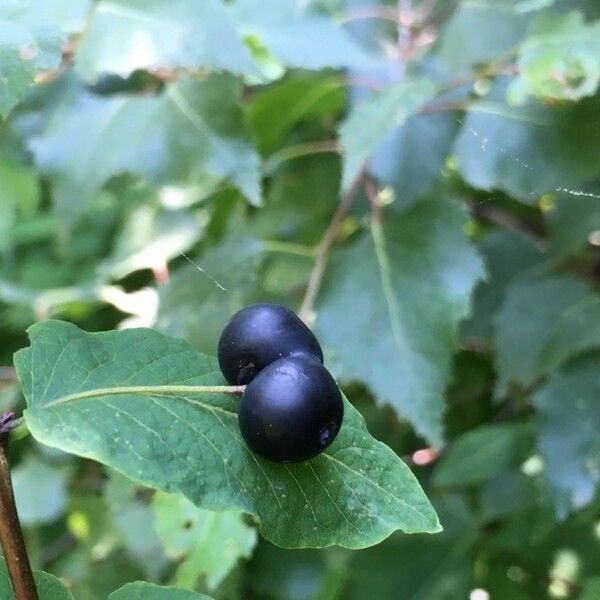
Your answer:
453,90 -> 600,202
463,229 -> 544,341
369,111 -> 460,208
316,198 -> 484,446
494,275 -> 600,392
546,188 -> 600,260
340,78 -> 435,191
510,11 -> 600,103
0,0 -> 90,116
13,456 -> 67,524
231,0 -> 375,72
109,582 -> 213,600
31,75 -> 261,227
15,320 -> 440,549
75,0 -> 253,80
435,0 -> 529,75
154,491 -> 256,589
0,557 -> 73,600
533,354 -> 600,515
434,424 -> 534,487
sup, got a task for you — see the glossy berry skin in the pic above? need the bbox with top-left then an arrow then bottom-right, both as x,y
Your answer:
238,354 -> 344,462
218,303 -> 323,385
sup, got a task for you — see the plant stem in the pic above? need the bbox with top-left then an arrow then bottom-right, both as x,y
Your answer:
364,177 -> 383,222
0,437 -> 38,600
263,240 -> 317,258
298,168 -> 366,325
50,385 -> 246,406
264,140 -> 341,173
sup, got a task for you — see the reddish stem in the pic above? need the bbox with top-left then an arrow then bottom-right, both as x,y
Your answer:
0,436 -> 38,600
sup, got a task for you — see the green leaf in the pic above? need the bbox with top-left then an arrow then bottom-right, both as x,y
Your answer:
31,75 -> 261,227
480,471 -> 538,520
105,472 -> 166,579
109,582 -> 213,600
0,46 -> 35,118
157,234 -> 265,356
12,456 -> 67,524
0,160 -> 40,251
316,198 -> 484,446
15,320 -> 440,549
244,541 -> 348,600
581,577 -> 600,600
0,0 -> 90,116
434,424 -> 534,487
546,188 -> 600,260
463,229 -> 544,341
453,90 -> 600,202
510,11 -> 600,103
435,0 -> 529,75
247,75 -> 345,154
153,492 -> 256,589
345,496 -> 475,600
75,0 -> 253,80
494,275 -> 600,392
231,0 -> 375,72
533,354 -> 600,515
0,556 -> 74,600
340,78 -> 436,191
369,111 -> 460,208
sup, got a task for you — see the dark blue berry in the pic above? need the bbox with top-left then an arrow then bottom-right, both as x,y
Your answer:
218,303 -> 323,385
238,354 -> 343,462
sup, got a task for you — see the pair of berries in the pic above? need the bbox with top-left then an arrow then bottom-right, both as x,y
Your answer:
218,304 -> 344,462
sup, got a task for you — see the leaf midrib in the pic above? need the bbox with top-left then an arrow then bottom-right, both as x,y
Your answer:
39,384 -> 245,407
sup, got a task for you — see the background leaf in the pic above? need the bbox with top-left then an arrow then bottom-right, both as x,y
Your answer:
340,77 -> 435,190
75,0 -> 252,80
0,557 -> 74,600
109,582 -> 213,600
31,75 -> 260,228
316,197 -> 484,445
453,90 -> 600,202
153,492 -> 256,590
533,354 -> 600,515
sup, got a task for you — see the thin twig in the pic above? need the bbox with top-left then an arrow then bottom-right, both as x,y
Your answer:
337,6 -> 400,24
418,100 -> 469,115
298,169 -> 366,325
364,177 -> 383,222
0,437 -> 38,600
264,140 -> 341,174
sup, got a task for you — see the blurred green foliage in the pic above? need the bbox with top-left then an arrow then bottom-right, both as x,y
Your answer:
2,0 -> 600,598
